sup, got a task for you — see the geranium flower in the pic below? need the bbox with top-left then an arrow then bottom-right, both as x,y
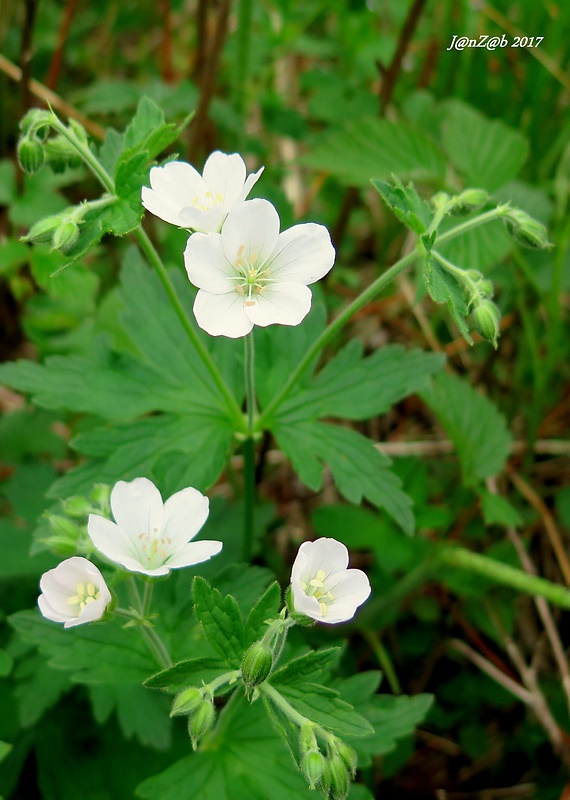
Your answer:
184,198 -> 335,338
87,477 -> 221,577
38,557 -> 112,628
290,538 -> 371,624
141,151 -> 263,233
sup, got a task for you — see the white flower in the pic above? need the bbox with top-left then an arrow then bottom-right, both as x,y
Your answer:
290,538 -> 371,624
87,477 -> 221,577
184,198 -> 335,338
141,151 -> 263,233
38,557 -> 112,628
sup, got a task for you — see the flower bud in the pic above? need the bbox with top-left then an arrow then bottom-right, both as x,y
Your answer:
326,753 -> 350,800
171,687 -> 203,717
17,136 -> 45,174
451,188 -> 489,215
90,484 -> 111,513
473,299 -> 500,348
299,722 -> 319,754
334,741 -> 357,779
52,220 -> 80,252
47,514 -> 81,543
431,192 -> 451,211
62,496 -> 92,519
21,215 -> 61,244
188,698 -> 216,750
301,749 -> 325,789
19,108 -> 53,138
504,208 -> 551,249
241,642 -> 273,690
478,279 -> 494,298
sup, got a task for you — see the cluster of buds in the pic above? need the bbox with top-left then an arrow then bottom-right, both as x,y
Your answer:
21,207 -> 82,252
40,484 -> 111,556
299,723 -> 357,799
170,686 -> 216,750
17,109 -> 87,176
432,188 -> 490,217
503,207 -> 552,249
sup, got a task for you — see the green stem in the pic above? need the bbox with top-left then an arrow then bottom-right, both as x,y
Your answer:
363,631 -> 401,695
260,682 -> 312,728
431,250 -> 480,302
255,248 -> 420,429
435,205 -> 510,246
244,332 -> 257,431
438,545 -> 570,609
49,114 -> 244,431
206,670 -> 241,695
242,436 -> 256,562
115,607 -> 172,669
142,581 -> 154,618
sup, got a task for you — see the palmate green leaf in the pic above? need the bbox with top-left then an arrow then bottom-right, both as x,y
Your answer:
423,255 -> 472,343
273,421 -> 414,534
193,577 -> 245,668
276,683 -> 374,738
90,683 -> 172,749
441,100 -> 529,191
421,371 -> 512,486
356,693 -> 434,760
244,581 -> 282,646
303,118 -> 446,187
277,341 -> 444,423
371,178 -> 432,235
271,648 -> 341,686
136,693 -> 314,800
144,657 -> 228,691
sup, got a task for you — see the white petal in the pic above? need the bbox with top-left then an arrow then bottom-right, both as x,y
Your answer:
88,514 -> 141,566
290,579 -> 323,621
202,152 -> 246,206
184,232 -> 236,293
162,487 -> 210,546
324,569 -> 371,623
150,161 -> 207,208
297,538 -> 350,581
236,167 -> 264,203
178,205 -> 229,233
268,223 -> 335,285
38,594 -> 71,623
110,478 -> 164,540
245,283 -> 312,328
142,186 -> 185,227
167,540 -> 223,569
221,199 -> 280,267
193,289 -> 253,338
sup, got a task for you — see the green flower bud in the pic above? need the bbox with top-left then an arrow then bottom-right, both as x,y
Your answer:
241,642 -> 273,690
170,687 -> 203,717
17,136 -> 45,174
473,299 -> 501,348
52,220 -> 80,252
504,208 -> 551,249
62,496 -> 92,519
451,188 -> 489,215
90,484 -> 111,513
21,215 -> 61,244
301,749 -> 325,790
299,723 -> 319,754
188,698 -> 216,750
334,741 -> 357,779
41,535 -> 78,558
47,514 -> 81,543
326,753 -> 350,800
431,191 -> 451,211
478,279 -> 494,298
19,108 -> 53,138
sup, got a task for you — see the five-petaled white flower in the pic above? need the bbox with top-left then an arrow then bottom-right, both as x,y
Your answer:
290,538 -> 371,624
38,556 -> 112,628
87,477 -> 221,577
184,198 -> 335,338
141,151 -> 264,233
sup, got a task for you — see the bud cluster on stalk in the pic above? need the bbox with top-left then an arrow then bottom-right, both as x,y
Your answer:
41,484 -> 111,556
170,686 -> 216,750
298,723 -> 357,799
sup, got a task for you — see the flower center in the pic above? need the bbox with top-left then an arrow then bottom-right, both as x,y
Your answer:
67,581 -> 100,612
231,245 -> 273,306
301,569 -> 335,617
191,190 -> 224,211
137,527 -> 173,568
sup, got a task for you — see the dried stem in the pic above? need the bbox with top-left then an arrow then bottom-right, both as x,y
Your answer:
19,0 -> 39,113
44,0 -> 78,90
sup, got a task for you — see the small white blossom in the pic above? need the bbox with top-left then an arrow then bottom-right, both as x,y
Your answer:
38,557 -> 112,628
141,151 -> 263,233
87,477 -> 221,577
290,538 -> 371,624
184,198 -> 335,338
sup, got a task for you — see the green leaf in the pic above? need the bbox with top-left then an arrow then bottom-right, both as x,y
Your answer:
421,371 -> 512,485
273,421 -> 415,534
437,217 -> 512,272
144,657 -> 229,690
371,178 -> 432,234
100,196 -> 144,236
13,652 -> 70,726
114,151 -> 150,199
355,693 -> 434,758
271,648 -> 341,686
0,239 -> 29,276
277,342 -> 444,423
423,256 -> 472,343
91,683 -> 172,749
136,692 -> 314,800
479,488 -> 522,528
244,582 -> 282,647
303,118 -> 446,187
123,97 -> 166,152
0,741 -> 12,766
277,683 -> 374,738
193,577 -> 245,668
441,100 -> 529,191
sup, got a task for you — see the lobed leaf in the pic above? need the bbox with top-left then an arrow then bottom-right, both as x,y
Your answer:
144,657 -> 229,690
193,577 -> 245,668
271,647 -> 341,686
244,582 -> 282,647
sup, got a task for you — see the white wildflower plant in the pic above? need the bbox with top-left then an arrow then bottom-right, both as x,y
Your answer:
38,556 -> 112,628
184,197 -> 335,338
141,151 -> 263,233
290,537 -> 371,624
87,477 -> 222,577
